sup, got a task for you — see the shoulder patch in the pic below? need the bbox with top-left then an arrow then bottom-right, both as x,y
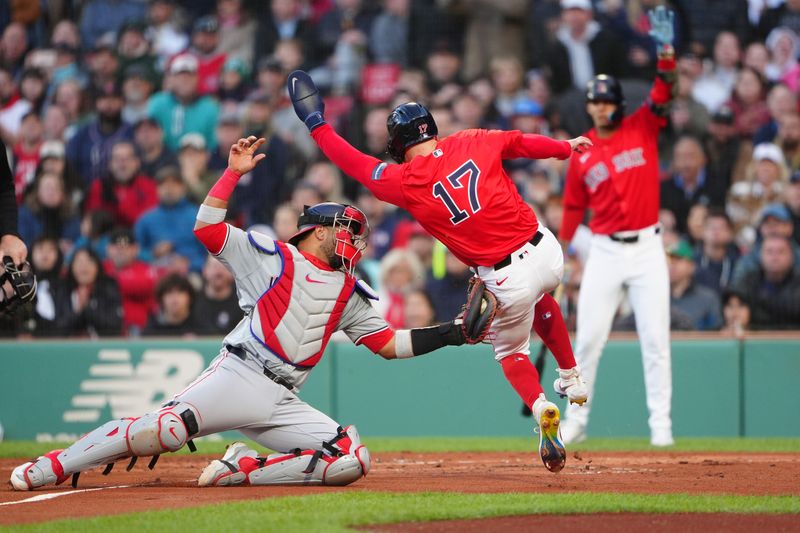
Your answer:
247,231 -> 278,254
371,162 -> 388,181
354,279 -> 379,300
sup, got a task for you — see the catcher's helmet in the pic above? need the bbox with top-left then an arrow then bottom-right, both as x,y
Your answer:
386,102 -> 438,163
288,202 -> 369,275
586,74 -> 626,124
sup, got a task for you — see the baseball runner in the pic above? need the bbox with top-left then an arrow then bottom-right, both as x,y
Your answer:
287,72 -> 592,472
10,136 -> 491,491
558,7 -> 677,447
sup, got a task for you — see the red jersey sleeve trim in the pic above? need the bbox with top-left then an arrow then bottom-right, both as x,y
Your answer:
355,326 -> 393,353
194,223 -> 230,255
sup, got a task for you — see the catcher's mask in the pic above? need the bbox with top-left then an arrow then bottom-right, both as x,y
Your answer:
288,202 -> 369,276
0,257 -> 37,317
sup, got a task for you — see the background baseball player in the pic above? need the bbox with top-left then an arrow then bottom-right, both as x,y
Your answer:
558,6 -> 677,447
10,136 -> 489,491
288,72 -> 592,473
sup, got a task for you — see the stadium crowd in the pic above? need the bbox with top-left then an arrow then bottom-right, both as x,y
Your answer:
2,0 -> 800,338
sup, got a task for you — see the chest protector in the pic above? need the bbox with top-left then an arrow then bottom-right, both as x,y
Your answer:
248,235 -> 356,368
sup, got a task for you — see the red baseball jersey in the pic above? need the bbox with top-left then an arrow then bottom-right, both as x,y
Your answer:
560,58 -> 676,241
311,126 -> 572,267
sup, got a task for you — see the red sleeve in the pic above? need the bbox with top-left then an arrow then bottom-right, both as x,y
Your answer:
85,181 -> 102,211
501,131 -> 572,160
356,326 -> 394,353
559,157 -> 589,242
193,222 -> 230,255
310,124 -> 407,207
651,56 -> 677,106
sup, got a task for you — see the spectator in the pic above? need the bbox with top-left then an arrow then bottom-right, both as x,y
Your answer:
85,141 -> 159,228
208,110 -> 243,172
676,0 -> 749,57
758,0 -> 800,39
263,56 -> 319,160
178,132 -> 217,203
694,208 -> 741,295
743,41 -> 770,77
370,0 -> 410,67
53,247 -> 123,337
218,56 -> 250,102
728,143 -> 790,233
355,187 -> 398,261
254,0 -> 316,69
144,273 -> 200,336
661,136 -> 727,234
0,22 -> 28,77
69,210 -> 115,263
193,256 -> 243,335
117,21 -> 159,83
216,0 -> 257,68
86,43 -> 120,93
67,82 -> 133,184
42,105 -> 69,142
184,15 -> 227,97
121,64 -> 157,125
404,289 -> 437,329
361,105 -> 391,157
12,111 -> 43,199
304,161 -> 350,204
667,239 -> 722,330
731,235 -> 800,329
377,248 -> 424,329
786,171 -> 800,246
135,165 -> 207,273
510,98 -> 549,135
102,228 -> 157,336
489,56 -> 527,119
148,54 -> 220,151
79,0 -> 147,50
271,203 -> 298,243
704,105 -> 748,188
451,91 -> 485,131
765,27 -> 800,90
134,117 -> 178,179
18,172 -> 81,248
753,84 -> 797,146
686,204 -> 708,245
19,68 -> 47,114
24,236 -> 63,336
37,140 -> 82,206
0,67 -> 31,145
720,288 -> 751,337
775,113 -> 800,172
425,248 -> 471,323
691,31 -> 741,114
147,0 -> 189,62
53,80 -> 90,142
726,67 -> 770,139
732,203 -> 800,282
544,0 -> 627,94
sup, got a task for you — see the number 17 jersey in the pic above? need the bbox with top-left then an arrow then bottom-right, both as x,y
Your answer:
373,129 -> 569,267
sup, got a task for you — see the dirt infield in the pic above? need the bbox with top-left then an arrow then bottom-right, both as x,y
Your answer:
1,451 -> 798,526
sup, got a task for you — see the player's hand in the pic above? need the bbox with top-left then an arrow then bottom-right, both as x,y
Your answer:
648,6 -> 674,48
287,70 -> 326,132
0,235 -> 27,266
567,136 -> 593,154
228,136 -> 266,175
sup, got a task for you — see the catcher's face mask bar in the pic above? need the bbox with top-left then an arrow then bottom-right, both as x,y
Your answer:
0,257 -> 37,317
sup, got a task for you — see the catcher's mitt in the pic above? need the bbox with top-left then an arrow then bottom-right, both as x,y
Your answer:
461,278 -> 498,344
0,256 -> 37,317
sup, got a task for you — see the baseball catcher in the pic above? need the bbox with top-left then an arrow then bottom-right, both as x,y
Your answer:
10,136 -> 492,491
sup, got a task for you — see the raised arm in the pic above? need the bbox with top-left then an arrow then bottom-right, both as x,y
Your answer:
502,132 -> 592,160
646,6 -> 677,118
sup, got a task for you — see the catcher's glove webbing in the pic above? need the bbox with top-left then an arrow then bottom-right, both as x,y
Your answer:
461,278 -> 498,344
0,256 -> 37,317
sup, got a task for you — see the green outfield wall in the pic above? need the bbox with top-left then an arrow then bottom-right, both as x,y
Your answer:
0,338 -> 797,441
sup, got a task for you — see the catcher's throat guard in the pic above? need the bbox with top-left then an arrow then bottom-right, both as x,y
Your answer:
0,256 -> 37,317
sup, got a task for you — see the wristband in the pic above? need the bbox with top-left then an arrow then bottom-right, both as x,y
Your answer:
208,168 -> 242,201
394,329 -> 414,359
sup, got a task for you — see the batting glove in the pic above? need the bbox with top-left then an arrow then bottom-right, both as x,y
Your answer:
287,70 -> 326,132
648,6 -> 674,48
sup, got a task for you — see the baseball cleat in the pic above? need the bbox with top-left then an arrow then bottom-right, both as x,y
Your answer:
198,442 -> 258,487
9,450 -> 68,490
559,420 -> 587,445
553,366 -> 588,406
533,396 -> 566,473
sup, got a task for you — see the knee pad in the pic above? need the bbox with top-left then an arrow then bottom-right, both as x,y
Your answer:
127,409 -> 190,456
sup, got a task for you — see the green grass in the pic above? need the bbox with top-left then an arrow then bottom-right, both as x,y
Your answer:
3,492 -> 799,533
2,436 -> 799,459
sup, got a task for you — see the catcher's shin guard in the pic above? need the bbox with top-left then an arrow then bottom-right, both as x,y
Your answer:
199,425 -> 370,487
9,405 -> 198,490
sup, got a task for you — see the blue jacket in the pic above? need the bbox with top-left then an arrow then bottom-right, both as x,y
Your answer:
66,120 -> 133,184
17,206 -> 81,247
134,198 -> 207,272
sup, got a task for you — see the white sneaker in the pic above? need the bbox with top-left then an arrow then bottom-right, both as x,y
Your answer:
532,394 -> 566,473
553,366 -> 588,406
198,442 -> 259,487
650,430 -> 674,447
559,419 -> 587,445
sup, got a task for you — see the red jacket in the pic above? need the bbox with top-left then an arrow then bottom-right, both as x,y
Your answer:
86,175 -> 158,228
103,259 -> 157,331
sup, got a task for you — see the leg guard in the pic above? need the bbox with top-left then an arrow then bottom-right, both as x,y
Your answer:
9,404 -> 198,490
198,425 -> 370,487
